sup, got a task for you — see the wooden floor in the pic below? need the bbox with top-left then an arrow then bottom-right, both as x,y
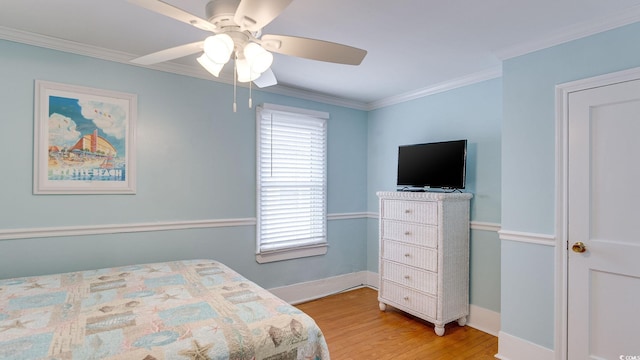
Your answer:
296,287 -> 498,360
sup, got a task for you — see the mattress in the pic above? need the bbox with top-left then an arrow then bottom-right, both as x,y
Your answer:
0,259 -> 330,360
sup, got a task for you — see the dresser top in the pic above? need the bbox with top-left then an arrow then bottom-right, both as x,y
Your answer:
377,191 -> 473,201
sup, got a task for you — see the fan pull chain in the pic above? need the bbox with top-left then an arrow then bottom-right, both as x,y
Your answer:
233,54 -> 238,113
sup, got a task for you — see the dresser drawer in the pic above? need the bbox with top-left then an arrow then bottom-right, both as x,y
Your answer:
381,220 -> 438,248
380,280 -> 437,318
381,199 -> 438,224
381,260 -> 437,295
382,240 -> 437,272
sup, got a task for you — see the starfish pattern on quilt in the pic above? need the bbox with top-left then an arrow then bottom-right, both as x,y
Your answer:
179,339 -> 214,360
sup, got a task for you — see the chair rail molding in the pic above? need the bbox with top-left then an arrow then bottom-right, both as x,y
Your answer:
498,229 -> 556,247
0,212 -> 376,241
0,218 -> 257,241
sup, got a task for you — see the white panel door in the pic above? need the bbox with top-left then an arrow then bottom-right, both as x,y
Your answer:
567,78 -> 640,359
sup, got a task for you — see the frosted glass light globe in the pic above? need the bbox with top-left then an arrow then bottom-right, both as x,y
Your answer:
236,58 -> 261,83
197,54 -> 224,77
203,34 -> 234,64
243,42 -> 273,74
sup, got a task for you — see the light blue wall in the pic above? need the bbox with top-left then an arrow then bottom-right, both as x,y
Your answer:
366,78 -> 502,312
0,39 -> 368,288
501,21 -> 640,349
6,15 -> 637,351
0,34 -> 504,318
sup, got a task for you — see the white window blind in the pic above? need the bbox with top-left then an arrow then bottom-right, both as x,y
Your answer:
256,104 -> 328,263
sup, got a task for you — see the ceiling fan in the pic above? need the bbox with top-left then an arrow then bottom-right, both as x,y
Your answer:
128,0 -> 367,93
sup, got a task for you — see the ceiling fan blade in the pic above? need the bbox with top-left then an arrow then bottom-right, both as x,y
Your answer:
234,0 -> 293,32
261,35 -> 367,65
131,41 -> 204,65
128,0 -> 217,32
253,68 -> 277,88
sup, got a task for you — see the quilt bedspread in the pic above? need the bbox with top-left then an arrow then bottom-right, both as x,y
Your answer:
0,259 -> 330,360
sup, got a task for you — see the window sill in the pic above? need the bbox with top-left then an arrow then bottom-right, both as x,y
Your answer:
256,244 -> 328,264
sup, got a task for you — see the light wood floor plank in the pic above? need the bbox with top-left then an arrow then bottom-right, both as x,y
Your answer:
296,287 -> 498,359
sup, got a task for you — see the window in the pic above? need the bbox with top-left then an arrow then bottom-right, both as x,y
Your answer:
256,104 -> 328,263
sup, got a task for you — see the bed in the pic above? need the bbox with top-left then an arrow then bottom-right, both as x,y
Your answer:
0,259 -> 330,360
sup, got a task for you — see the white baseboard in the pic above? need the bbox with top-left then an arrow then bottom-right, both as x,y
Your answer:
268,271 -> 370,305
468,304 -> 500,336
496,331 -> 554,360
366,270 -> 379,289
269,270 -> 500,337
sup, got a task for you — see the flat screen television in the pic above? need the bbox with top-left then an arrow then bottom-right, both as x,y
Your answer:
397,139 -> 467,190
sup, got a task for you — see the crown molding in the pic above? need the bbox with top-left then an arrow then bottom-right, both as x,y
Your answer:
496,5 -> 640,60
4,3 -> 639,113
0,25 -> 502,112
260,84 -> 369,110
0,25 -> 369,111
0,25 -> 132,64
365,66 -> 503,111
0,26 -> 230,81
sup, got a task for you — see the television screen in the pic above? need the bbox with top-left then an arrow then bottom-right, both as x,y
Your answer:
397,139 -> 467,190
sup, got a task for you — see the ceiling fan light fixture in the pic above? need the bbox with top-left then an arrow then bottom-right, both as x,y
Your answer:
235,58 -> 261,83
197,53 -> 224,77
203,34 -> 234,64
243,42 -> 273,74
129,0 -> 367,111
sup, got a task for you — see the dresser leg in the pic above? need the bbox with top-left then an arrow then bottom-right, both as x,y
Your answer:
457,316 -> 467,326
434,325 -> 445,336
378,302 -> 386,311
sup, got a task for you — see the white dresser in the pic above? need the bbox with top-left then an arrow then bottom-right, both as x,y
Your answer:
377,191 -> 472,336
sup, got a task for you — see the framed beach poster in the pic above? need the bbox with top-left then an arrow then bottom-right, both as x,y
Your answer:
34,80 -> 137,194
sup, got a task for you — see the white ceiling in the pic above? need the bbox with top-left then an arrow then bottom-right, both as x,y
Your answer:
2,0 -> 640,108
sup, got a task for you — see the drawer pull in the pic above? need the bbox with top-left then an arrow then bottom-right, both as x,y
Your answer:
404,231 -> 412,236
404,209 -> 412,214
404,275 -> 411,279
404,253 -> 411,257
403,296 -> 410,301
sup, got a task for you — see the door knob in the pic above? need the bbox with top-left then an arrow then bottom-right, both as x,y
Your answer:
571,242 -> 587,253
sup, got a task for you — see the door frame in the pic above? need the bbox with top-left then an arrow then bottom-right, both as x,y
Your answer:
554,66 -> 640,360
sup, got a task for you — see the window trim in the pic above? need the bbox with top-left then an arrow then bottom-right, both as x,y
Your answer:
255,103 -> 329,264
